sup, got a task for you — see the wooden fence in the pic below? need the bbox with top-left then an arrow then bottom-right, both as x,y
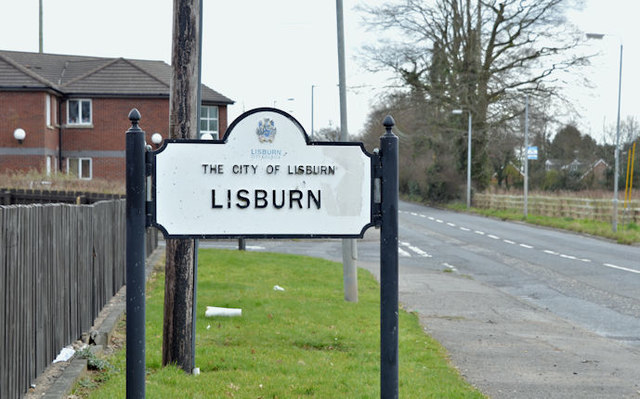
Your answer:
474,193 -> 640,224
0,200 -> 157,399
0,188 -> 124,205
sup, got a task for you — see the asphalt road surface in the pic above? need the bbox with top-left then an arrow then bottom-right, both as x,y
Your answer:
197,201 -> 640,398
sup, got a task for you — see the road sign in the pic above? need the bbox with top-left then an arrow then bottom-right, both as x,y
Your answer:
152,108 -> 373,238
127,108 -> 399,399
527,146 -> 538,160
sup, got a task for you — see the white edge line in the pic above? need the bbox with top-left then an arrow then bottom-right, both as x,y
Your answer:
604,263 -> 640,274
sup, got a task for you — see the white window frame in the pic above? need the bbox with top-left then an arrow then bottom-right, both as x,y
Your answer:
67,99 -> 92,126
46,94 -> 51,127
200,105 -> 219,139
67,157 -> 92,180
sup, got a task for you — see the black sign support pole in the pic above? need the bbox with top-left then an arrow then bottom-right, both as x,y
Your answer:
380,115 -> 398,399
126,109 -> 146,399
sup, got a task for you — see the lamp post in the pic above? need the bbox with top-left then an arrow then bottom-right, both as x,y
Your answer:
586,32 -> 623,232
452,109 -> 472,208
311,85 -> 316,140
504,88 -> 531,217
524,94 -> 529,218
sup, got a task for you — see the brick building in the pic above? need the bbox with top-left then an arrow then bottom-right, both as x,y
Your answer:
0,50 -> 233,181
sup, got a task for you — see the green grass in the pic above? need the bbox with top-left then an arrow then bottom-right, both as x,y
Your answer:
446,202 -> 640,245
76,250 -> 485,398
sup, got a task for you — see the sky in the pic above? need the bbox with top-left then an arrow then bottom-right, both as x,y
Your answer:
0,0 -> 638,143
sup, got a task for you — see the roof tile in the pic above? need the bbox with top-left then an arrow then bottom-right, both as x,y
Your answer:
0,50 -> 233,104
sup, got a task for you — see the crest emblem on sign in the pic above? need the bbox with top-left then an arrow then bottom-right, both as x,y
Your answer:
256,118 -> 277,143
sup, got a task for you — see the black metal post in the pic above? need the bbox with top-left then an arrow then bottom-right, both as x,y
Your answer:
126,108 -> 146,398
380,115 -> 398,398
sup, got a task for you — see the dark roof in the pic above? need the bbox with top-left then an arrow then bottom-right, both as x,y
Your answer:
0,50 -> 233,104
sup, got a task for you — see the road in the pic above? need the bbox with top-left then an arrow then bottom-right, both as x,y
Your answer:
198,201 -> 640,398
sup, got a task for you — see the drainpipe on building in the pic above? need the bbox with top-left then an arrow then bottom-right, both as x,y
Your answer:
58,96 -> 64,172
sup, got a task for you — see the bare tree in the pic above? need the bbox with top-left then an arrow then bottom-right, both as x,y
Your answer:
313,126 -> 341,142
603,115 -> 640,147
359,0 -> 588,191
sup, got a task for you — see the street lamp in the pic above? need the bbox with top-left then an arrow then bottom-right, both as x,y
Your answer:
506,89 -> 531,217
524,94 -> 529,218
13,128 -> 26,144
151,133 -> 163,148
452,109 -> 472,208
311,85 -> 316,140
586,32 -> 623,232
273,97 -> 295,110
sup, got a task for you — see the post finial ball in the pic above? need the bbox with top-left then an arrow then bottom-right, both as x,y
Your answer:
383,115 -> 395,129
128,108 -> 141,124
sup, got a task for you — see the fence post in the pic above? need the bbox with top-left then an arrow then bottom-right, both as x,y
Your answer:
126,108 -> 146,399
380,115 -> 399,398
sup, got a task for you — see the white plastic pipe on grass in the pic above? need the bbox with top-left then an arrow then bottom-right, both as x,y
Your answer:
205,306 -> 242,317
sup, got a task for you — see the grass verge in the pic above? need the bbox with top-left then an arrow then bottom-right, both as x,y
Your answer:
74,249 -> 485,398
446,202 -> 640,245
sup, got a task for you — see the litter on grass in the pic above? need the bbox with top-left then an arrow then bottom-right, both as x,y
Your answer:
205,306 -> 242,317
273,285 -> 285,291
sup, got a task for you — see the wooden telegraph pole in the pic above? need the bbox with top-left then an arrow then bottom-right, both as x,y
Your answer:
162,0 -> 200,372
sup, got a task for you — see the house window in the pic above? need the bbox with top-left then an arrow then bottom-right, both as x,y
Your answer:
46,94 -> 51,126
67,157 -> 92,180
52,96 -> 58,125
200,105 -> 219,139
67,99 -> 92,125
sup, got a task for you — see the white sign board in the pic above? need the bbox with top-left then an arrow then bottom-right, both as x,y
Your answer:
527,146 -> 538,160
153,108 -> 373,238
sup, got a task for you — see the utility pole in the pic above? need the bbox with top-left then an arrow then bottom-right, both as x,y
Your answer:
39,0 -> 43,53
163,0 -> 200,373
336,0 -> 357,302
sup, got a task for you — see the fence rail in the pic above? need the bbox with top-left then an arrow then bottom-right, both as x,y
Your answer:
0,188 -> 124,205
474,193 -> 640,224
0,199 -> 156,399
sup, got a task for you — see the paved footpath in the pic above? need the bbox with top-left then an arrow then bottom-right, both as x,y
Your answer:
357,255 -> 640,398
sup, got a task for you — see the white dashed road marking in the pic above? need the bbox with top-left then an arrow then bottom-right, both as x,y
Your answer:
399,247 -> 411,257
400,241 -> 432,257
403,211 -> 640,274
443,263 -> 458,273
